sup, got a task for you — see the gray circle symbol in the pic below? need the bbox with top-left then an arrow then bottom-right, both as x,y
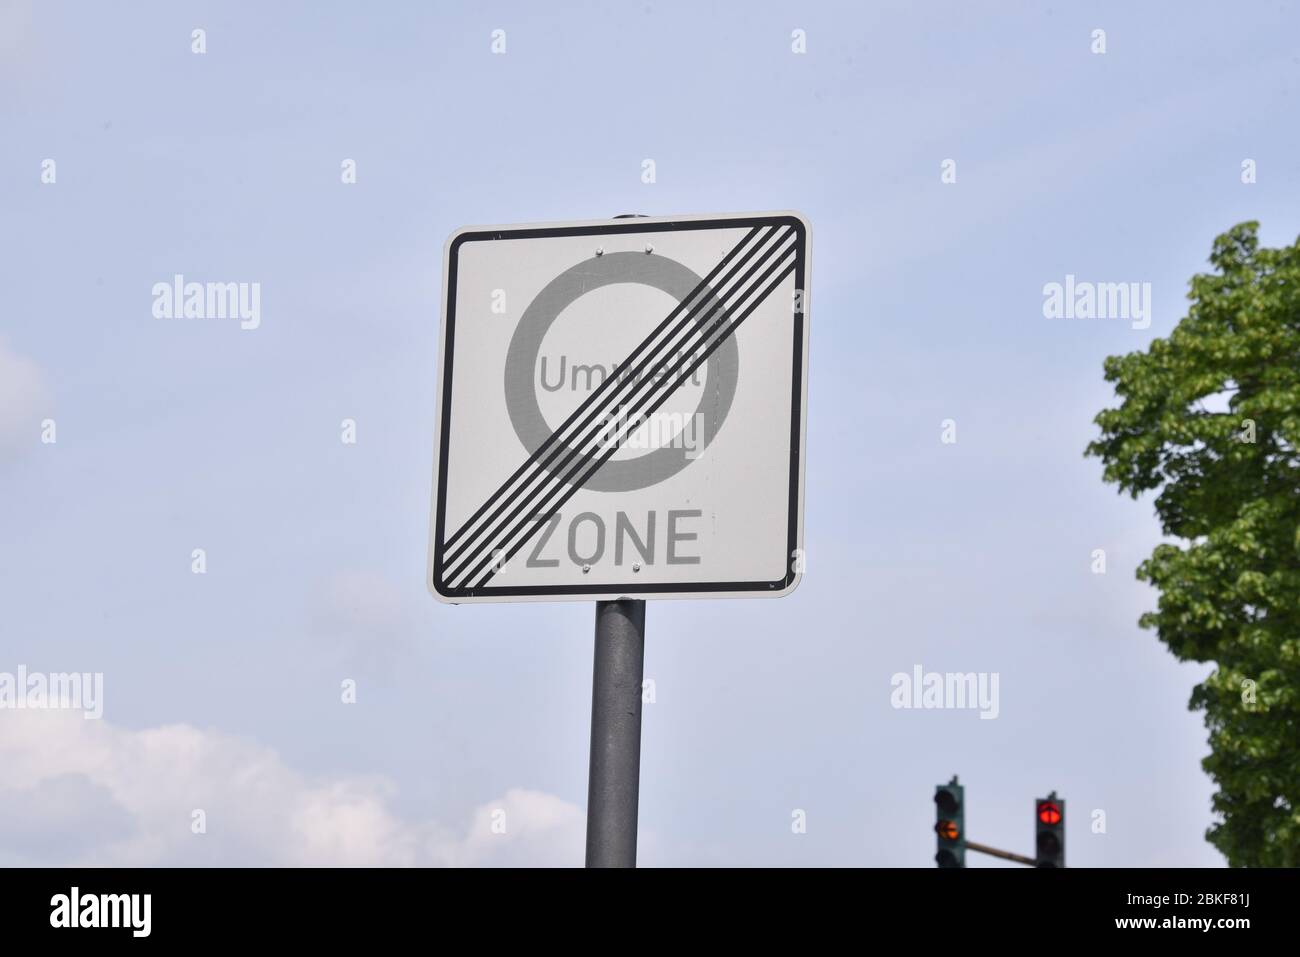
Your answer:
503,250 -> 738,493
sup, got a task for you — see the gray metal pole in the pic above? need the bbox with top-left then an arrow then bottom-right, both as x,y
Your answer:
585,599 -> 646,867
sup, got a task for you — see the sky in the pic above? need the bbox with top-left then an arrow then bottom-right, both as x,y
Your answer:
2,0 -> 1298,867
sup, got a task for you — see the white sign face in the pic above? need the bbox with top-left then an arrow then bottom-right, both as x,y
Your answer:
427,211 -> 810,603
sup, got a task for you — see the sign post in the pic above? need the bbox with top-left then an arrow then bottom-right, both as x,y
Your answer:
427,211 -> 811,866
586,598 -> 645,867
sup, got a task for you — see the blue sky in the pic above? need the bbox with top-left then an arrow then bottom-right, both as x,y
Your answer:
2,0 -> 1298,866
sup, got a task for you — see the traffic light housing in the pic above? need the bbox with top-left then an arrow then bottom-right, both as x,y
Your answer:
934,777 -> 965,868
1035,793 -> 1065,867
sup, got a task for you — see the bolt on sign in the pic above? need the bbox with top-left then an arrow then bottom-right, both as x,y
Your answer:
426,212 -> 811,603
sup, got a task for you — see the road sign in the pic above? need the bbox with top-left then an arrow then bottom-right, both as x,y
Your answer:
427,211 -> 811,603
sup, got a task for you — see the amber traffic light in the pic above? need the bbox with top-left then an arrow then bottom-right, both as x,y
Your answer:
934,778 -> 965,868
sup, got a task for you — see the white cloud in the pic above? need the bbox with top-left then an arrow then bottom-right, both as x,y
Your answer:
0,338 -> 50,465
447,789 -> 585,868
0,709 -> 583,866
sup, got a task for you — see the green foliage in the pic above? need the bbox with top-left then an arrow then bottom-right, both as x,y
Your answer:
1086,222 -> 1300,867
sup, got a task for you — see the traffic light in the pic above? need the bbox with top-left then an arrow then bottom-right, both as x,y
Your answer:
1035,793 -> 1065,867
934,777 -> 965,868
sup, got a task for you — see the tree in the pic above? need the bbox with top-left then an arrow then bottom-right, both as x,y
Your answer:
1086,222 -> 1300,867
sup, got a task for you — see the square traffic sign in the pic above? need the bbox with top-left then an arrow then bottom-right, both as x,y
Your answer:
427,212 -> 810,602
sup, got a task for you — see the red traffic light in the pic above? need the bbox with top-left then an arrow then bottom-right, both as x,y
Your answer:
1037,801 -> 1062,825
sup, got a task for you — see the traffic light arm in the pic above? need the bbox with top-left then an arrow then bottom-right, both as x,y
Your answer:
962,839 -> 1037,867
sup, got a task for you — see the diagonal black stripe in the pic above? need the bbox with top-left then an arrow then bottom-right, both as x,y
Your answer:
441,225 -> 765,557
470,257 -> 800,590
442,233 -> 797,586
